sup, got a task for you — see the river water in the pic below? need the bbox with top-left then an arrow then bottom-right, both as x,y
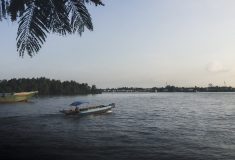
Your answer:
0,93 -> 234,160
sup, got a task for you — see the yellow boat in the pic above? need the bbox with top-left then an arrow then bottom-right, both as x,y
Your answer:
0,91 -> 38,103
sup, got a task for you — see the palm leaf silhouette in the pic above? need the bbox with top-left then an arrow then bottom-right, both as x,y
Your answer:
17,1 -> 48,57
0,0 -> 8,20
1,0 -> 103,57
46,0 -> 71,35
67,0 -> 93,35
0,0 -> 2,21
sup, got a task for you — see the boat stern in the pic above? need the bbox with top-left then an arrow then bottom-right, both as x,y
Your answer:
109,103 -> 115,108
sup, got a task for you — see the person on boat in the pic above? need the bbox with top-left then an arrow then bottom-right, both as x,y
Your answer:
75,107 -> 79,113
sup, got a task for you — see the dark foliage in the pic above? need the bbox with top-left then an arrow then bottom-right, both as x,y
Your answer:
0,77 -> 102,95
0,0 -> 103,57
104,86 -> 235,93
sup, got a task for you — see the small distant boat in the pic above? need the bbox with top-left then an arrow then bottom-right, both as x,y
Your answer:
60,101 -> 115,116
0,91 -> 38,103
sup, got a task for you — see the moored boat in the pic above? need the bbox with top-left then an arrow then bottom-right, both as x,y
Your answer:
60,101 -> 115,115
0,91 -> 38,103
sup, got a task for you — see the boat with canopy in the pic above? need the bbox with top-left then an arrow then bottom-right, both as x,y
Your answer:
59,101 -> 115,115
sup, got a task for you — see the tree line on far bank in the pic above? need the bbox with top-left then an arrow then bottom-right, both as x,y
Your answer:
104,85 -> 235,92
0,77 -> 101,95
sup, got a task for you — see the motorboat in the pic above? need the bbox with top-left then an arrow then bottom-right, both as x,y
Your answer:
0,91 -> 38,103
60,101 -> 115,115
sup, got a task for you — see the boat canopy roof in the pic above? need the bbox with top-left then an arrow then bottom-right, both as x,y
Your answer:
70,101 -> 89,106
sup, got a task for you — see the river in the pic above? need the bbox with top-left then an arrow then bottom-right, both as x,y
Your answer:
0,93 -> 234,160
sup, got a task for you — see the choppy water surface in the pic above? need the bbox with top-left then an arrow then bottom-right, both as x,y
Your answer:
0,93 -> 234,160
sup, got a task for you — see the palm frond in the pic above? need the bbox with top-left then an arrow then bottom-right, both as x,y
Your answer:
67,0 -> 93,35
85,0 -> 104,6
45,0 -> 71,35
17,1 -> 48,57
0,0 -> 8,20
0,0 -> 2,21
2,0 -> 104,57
7,0 -> 27,21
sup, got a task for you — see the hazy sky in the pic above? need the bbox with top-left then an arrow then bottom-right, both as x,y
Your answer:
1,0 -> 235,88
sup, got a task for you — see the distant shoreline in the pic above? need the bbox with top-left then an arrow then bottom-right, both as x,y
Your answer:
0,77 -> 101,95
1,78 -> 234,94
102,86 -> 235,93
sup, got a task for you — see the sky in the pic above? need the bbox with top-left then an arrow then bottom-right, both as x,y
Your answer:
1,0 -> 235,88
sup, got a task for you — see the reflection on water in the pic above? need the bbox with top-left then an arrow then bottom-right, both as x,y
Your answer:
0,93 -> 235,160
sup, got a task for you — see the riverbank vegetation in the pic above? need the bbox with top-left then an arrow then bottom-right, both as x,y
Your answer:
104,85 -> 235,93
0,77 -> 101,95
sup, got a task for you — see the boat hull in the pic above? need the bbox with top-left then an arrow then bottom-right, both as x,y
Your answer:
60,104 -> 115,116
0,91 -> 38,103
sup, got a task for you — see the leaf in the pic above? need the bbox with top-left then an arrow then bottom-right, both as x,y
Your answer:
0,0 -> 2,21
45,0 -> 71,35
7,0 -> 26,21
67,0 -> 93,35
17,1 -> 49,57
0,0 -> 7,20
85,0 -> 104,6
3,0 -> 104,57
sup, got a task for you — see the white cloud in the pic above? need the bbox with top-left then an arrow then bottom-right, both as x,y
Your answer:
206,61 -> 229,73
